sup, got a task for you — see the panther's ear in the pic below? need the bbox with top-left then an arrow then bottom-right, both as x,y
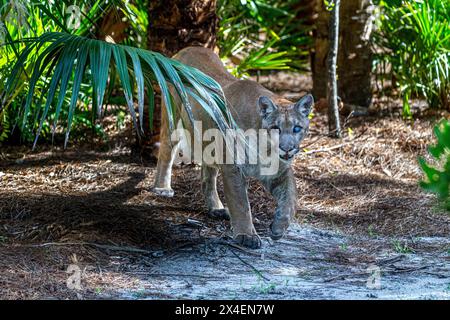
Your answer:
294,94 -> 314,117
258,96 -> 277,118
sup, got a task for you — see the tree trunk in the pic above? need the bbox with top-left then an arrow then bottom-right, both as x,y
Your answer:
327,0 -> 341,138
97,9 -> 128,43
147,0 -> 218,57
140,0 -> 218,159
312,0 -> 375,108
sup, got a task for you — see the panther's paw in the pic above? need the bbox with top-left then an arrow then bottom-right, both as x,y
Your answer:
269,221 -> 286,240
208,208 -> 230,220
234,234 -> 262,249
151,187 -> 174,198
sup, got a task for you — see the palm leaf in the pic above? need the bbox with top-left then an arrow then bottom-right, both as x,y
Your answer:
3,32 -> 233,148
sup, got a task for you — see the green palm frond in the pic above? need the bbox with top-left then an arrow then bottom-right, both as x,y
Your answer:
2,32 -> 234,148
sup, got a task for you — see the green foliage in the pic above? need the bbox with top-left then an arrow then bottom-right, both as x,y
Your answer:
121,0 -> 149,48
1,1 -> 234,146
3,32 -> 233,148
323,0 -> 336,11
233,38 -> 292,77
374,0 -> 450,117
419,120 -> 450,212
217,0 -> 312,77
0,0 -> 148,144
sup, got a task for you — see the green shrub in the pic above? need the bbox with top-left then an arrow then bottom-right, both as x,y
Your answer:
419,119 -> 450,212
374,0 -> 450,117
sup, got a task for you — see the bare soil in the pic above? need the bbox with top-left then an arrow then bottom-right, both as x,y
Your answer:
0,73 -> 449,299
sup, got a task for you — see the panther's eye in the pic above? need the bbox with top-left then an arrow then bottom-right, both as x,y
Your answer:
293,126 -> 302,133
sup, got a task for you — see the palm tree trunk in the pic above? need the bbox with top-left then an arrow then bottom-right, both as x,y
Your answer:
141,0 -> 218,158
147,0 -> 218,57
313,0 -> 375,108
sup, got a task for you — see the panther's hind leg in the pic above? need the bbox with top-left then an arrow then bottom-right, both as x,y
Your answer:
152,110 -> 180,198
202,165 -> 229,220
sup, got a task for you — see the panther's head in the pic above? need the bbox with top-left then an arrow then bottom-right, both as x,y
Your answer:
258,94 -> 314,162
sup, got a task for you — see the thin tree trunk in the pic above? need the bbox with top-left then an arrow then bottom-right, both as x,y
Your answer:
140,0 -> 218,160
327,0 -> 341,138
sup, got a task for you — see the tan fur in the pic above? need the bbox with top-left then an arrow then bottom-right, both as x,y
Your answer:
152,47 -> 313,248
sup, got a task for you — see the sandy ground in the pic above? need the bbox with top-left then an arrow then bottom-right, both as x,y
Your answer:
118,226 -> 450,300
0,73 -> 449,300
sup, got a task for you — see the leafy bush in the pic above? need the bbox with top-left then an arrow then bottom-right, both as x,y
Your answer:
374,0 -> 450,117
419,120 -> 450,212
217,0 -> 313,77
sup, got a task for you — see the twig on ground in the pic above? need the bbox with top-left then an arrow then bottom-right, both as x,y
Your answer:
304,143 -> 347,155
214,239 -> 261,257
229,249 -> 270,282
376,255 -> 404,265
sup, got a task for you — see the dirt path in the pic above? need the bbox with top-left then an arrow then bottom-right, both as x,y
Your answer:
114,225 -> 449,300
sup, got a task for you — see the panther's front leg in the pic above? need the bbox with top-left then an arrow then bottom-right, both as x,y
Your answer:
221,165 -> 262,249
265,167 -> 297,240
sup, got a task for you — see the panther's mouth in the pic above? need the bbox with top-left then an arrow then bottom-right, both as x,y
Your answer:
280,153 -> 294,161
278,149 -> 298,161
